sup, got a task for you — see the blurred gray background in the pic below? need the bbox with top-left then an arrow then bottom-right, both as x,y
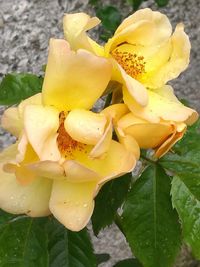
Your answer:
0,0 -> 200,266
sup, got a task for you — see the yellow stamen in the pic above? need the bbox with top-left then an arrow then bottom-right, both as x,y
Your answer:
57,111 -> 86,158
111,48 -> 145,79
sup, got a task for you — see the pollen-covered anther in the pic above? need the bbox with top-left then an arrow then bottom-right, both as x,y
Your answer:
57,111 -> 86,158
111,49 -> 146,79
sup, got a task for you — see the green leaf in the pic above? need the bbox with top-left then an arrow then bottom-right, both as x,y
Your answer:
92,173 -> 132,235
171,175 -> 200,259
0,210 -> 48,267
155,0 -> 169,7
126,0 -> 144,10
113,258 -> 143,267
46,218 -> 97,267
89,0 -> 99,5
121,165 -> 181,267
160,119 -> 200,199
0,73 -> 43,105
96,5 -> 122,33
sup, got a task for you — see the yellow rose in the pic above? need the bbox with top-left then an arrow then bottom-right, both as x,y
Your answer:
0,39 -> 136,231
63,9 -> 198,124
103,103 -> 187,158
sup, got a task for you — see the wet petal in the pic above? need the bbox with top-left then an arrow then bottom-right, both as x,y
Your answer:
49,180 -> 96,231
64,109 -> 107,145
42,39 -> 111,111
63,13 -> 104,55
24,105 -> 60,161
0,144 -> 52,216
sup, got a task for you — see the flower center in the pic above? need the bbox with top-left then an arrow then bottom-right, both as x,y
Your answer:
111,48 -> 145,79
57,111 -> 86,159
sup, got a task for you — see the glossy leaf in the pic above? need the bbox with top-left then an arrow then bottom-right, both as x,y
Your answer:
0,210 -> 48,267
46,218 -> 96,267
92,173 -> 132,235
113,258 -> 143,267
171,175 -> 200,259
121,165 -> 181,267
0,73 -> 43,105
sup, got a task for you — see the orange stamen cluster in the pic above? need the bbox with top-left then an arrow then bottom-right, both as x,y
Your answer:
111,49 -> 145,79
57,111 -> 86,159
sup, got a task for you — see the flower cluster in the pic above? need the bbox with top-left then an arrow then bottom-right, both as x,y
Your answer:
0,8 -> 198,231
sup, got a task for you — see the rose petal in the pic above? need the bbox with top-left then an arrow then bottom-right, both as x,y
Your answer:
42,39 -> 111,111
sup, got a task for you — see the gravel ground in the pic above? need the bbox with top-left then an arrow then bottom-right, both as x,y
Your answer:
0,0 -> 200,266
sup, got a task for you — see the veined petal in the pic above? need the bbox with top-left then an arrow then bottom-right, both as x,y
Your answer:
63,13 -> 104,55
1,107 -> 22,137
64,109 -> 107,145
62,160 -> 100,182
49,180 -> 96,231
24,105 -> 60,161
42,39 -> 111,111
123,85 -> 198,124
0,144 -> 52,216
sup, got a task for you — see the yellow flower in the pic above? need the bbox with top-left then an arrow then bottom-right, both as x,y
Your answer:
0,39 -> 136,231
63,10 -> 198,156
103,103 -> 187,158
63,9 -> 189,104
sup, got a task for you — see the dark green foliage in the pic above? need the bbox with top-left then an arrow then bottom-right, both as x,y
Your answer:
160,119 -> 200,259
92,173 -> 132,235
113,258 -> 143,267
0,212 -> 96,267
0,73 -> 43,105
121,165 -> 181,267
